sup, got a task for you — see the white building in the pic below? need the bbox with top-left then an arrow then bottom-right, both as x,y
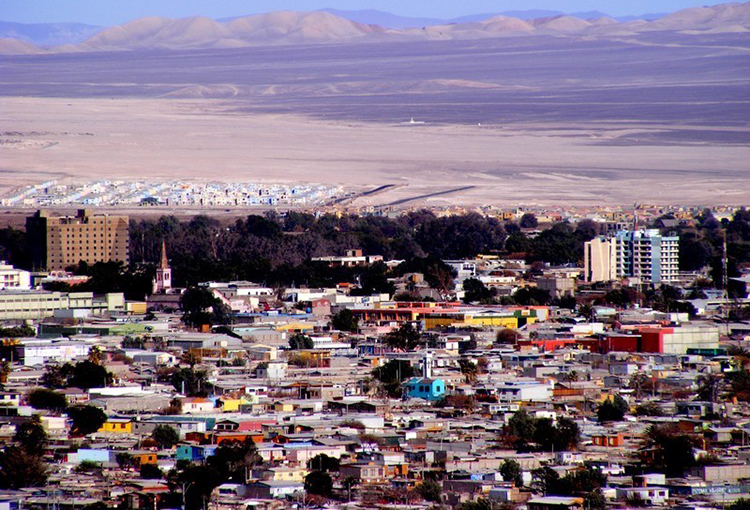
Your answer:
616,487 -> 669,506
488,381 -> 553,402
0,262 -> 31,290
20,339 -> 91,366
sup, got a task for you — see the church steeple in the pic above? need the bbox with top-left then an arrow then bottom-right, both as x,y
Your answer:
159,240 -> 169,269
153,240 -> 172,293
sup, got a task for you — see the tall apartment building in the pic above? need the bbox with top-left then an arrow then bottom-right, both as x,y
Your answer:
584,229 -> 679,284
27,209 -> 129,271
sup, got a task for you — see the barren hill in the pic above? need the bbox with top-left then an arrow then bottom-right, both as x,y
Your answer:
79,11 -> 382,51
0,38 -> 43,55
0,2 -> 749,54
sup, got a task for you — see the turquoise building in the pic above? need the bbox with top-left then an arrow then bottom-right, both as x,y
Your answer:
403,377 -> 445,401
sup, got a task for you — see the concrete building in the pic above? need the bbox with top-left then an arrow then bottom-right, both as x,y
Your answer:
536,277 -> 575,298
312,249 -> 383,267
584,229 -> 679,284
27,209 -> 129,271
584,236 -> 617,283
0,262 -> 31,290
19,338 -> 91,366
0,290 -> 124,321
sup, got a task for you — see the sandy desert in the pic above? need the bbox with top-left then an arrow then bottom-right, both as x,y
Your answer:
0,6 -> 748,208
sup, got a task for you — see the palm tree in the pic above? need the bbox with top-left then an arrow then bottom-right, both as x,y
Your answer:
458,358 -> 478,383
0,360 -> 10,384
87,346 -> 103,365
180,351 -> 202,369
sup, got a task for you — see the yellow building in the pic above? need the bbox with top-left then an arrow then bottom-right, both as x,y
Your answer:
100,418 -> 132,434
27,209 -> 129,271
275,322 -> 315,333
273,402 -> 296,413
262,467 -> 308,482
219,396 -> 251,412
424,310 -> 519,330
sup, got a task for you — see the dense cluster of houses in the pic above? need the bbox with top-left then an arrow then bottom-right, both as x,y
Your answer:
0,246 -> 749,510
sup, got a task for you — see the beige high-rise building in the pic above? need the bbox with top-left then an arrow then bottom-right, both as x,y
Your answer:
27,209 -> 129,271
584,236 -> 617,283
584,230 -> 680,284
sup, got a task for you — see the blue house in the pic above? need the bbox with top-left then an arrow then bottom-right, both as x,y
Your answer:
403,377 -> 445,401
176,444 -> 218,462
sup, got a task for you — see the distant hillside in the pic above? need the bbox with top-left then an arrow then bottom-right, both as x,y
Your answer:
0,21 -> 101,46
323,8 -> 666,25
0,37 -> 43,55
0,2 -> 748,54
78,11 -> 382,51
320,9 -> 443,28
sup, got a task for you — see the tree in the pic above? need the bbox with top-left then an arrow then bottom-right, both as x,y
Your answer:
304,471 -> 333,498
180,287 -> 231,328
330,309 -> 359,332
458,358 -> 479,383
495,328 -> 517,344
342,476 -> 359,502
371,359 -> 416,398
41,363 -> 73,389
69,360 -> 112,389
585,489 -> 607,510
532,466 -> 560,496
122,336 -> 145,349
116,452 -> 137,470
168,462 -> 224,510
506,410 -> 536,450
597,395 -> 629,423
513,287 -> 551,306
67,405 -> 107,436
140,463 -> 163,479
640,424 -> 696,477
288,333 -> 314,350
206,438 -> 262,483
463,278 -> 494,303
152,425 -> 180,449
14,415 -> 48,456
384,322 -> 422,351
88,346 -> 103,365
728,499 -> 750,510
0,445 -> 48,489
180,351 -> 202,369
554,417 -> 581,451
171,367 -> 208,396
416,480 -> 442,503
520,213 -> 539,229
307,454 -> 340,472
500,459 -> 523,487
459,500 -> 493,510
435,394 -> 476,411
505,412 -> 579,452
697,373 -> 724,403
726,368 -> 750,401
0,360 -> 10,385
27,388 -> 68,412
634,402 -> 663,417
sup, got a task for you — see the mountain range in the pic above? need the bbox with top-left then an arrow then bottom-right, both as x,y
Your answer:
318,8 -> 668,27
1,2 -> 749,54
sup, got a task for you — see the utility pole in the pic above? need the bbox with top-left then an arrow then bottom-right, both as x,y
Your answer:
722,230 -> 729,300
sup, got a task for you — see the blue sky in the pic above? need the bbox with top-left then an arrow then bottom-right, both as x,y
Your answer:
0,0 -> 731,25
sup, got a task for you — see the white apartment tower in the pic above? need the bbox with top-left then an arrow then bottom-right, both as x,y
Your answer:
584,229 -> 679,284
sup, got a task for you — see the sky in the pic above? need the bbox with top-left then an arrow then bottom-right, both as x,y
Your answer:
0,0 -> 732,25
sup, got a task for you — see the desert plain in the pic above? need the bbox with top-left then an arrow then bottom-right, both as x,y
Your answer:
1,31 -> 749,208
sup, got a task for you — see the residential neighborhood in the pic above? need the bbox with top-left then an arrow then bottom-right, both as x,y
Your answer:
0,206 -> 749,509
